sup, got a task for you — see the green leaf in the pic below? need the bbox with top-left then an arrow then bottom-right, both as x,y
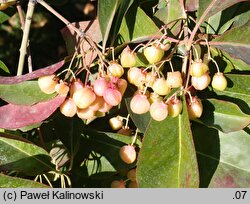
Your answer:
118,7 -> 159,43
0,60 -> 9,74
98,0 -> 119,49
0,81 -> 57,105
210,47 -> 250,72
137,98 -> 199,187
211,21 -> 250,65
0,173 -> 48,188
214,74 -> 250,114
197,0 -> 248,21
192,122 -> 250,187
0,133 -> 54,175
0,7 -> 16,24
198,99 -> 250,133
154,0 -> 185,35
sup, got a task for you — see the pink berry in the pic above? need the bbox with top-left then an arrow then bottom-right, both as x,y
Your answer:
130,94 -> 150,114
187,96 -> 203,120
127,67 -> 146,86
38,75 -> 58,94
191,72 -> 211,90
89,96 -> 105,111
70,79 -> 84,97
107,62 -> 124,78
149,101 -> 168,121
60,98 -> 77,117
119,145 -> 136,164
117,78 -> 127,95
103,88 -> 122,106
166,71 -> 183,88
93,77 -> 109,96
73,87 -> 96,109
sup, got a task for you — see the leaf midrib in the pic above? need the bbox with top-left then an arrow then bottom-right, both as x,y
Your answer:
0,138 -> 53,171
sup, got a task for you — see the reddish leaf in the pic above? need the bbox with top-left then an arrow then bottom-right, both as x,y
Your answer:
61,19 -> 102,65
0,95 -> 66,129
0,60 -> 64,85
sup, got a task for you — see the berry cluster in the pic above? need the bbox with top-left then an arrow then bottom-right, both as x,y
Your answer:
38,74 -> 127,120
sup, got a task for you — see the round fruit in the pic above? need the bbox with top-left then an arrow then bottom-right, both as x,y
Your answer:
111,180 -> 126,188
130,94 -> 150,114
166,71 -> 183,88
143,44 -> 165,64
73,87 -> 96,109
152,78 -> 171,95
145,71 -> 157,87
119,145 -> 136,164
120,46 -> 137,68
93,77 -> 109,96
191,72 -> 211,90
128,181 -> 138,188
70,79 -> 84,97
149,101 -> 168,121
117,78 -> 127,95
103,88 -> 122,106
149,92 -> 162,104
89,96 -> 105,111
127,67 -> 146,86
190,60 -> 209,77
98,101 -> 113,113
55,82 -> 69,96
108,62 -> 124,78
158,39 -> 171,51
38,75 -> 58,94
127,169 -> 136,182
77,107 -> 95,119
109,116 -> 123,130
60,98 -> 77,117
187,96 -> 203,120
211,72 -> 227,91
167,99 -> 183,117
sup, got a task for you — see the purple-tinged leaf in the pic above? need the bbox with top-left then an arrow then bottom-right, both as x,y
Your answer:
211,21 -> 250,65
185,0 -> 199,12
0,60 -> 64,85
0,95 -> 66,129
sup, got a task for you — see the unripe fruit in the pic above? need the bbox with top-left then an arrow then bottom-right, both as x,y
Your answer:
119,145 -> 136,164
144,44 -> 165,64
38,75 -> 58,94
98,101 -> 113,113
108,62 -> 124,78
93,77 -> 109,96
191,72 -> 211,90
127,67 -> 146,86
168,99 -> 183,117
109,116 -> 123,130
117,78 -> 127,95
166,71 -> 183,88
152,78 -> 171,95
111,180 -> 126,188
212,72 -> 227,91
158,39 -> 171,51
103,88 -> 122,106
150,101 -> 168,121
127,169 -> 136,182
55,82 -> 69,96
77,107 -> 95,119
145,71 -> 157,87
190,60 -> 209,77
120,46 -> 137,68
60,98 -> 77,117
73,87 -> 96,109
70,80 -> 84,97
89,96 -> 105,111
148,92 -> 162,104
187,96 -> 203,120
128,181 -> 138,188
130,94 -> 150,114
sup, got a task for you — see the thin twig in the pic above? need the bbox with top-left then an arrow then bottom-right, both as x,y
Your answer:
17,0 -> 36,76
16,1 -> 33,73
